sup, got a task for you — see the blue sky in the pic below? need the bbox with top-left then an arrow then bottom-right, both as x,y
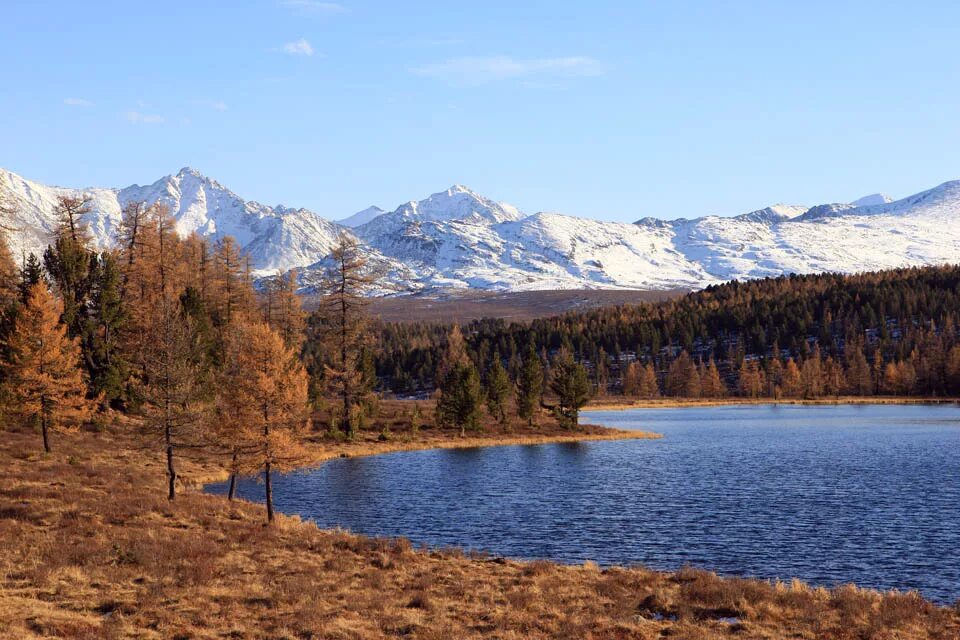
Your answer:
2,1 -> 959,222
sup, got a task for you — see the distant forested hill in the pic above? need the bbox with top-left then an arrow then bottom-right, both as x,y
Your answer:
364,265 -> 960,399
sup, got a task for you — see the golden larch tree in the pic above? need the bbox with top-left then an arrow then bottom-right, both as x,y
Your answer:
3,283 -> 90,452
226,321 -> 310,523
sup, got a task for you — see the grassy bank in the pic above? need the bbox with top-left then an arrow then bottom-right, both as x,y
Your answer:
2,409 -> 958,638
585,396 -> 960,411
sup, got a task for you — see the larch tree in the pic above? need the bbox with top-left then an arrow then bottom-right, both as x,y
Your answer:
136,302 -> 207,500
262,270 -> 306,350
638,363 -> 660,398
700,359 -> 726,398
516,343 -> 544,426
621,361 -> 641,396
738,359 -> 765,399
226,321 -> 310,523
317,235 -> 375,436
3,283 -> 90,453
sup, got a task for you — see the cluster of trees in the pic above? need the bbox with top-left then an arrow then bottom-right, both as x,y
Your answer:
0,195 -> 371,522
372,266 -> 960,400
432,326 -> 592,433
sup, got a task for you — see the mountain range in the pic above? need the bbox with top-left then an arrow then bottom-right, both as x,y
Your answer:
2,166 -> 958,296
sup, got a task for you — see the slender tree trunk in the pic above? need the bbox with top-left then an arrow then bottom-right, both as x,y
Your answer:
227,451 -> 238,501
264,460 -> 274,523
41,411 -> 51,453
165,423 -> 176,500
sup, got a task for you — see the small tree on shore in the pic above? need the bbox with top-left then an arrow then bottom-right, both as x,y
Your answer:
549,350 -> 592,429
484,354 -> 511,424
516,343 -> 544,425
3,283 -> 90,452
437,361 -> 483,437
227,321 -> 310,523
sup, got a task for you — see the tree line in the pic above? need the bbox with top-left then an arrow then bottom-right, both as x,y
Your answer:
371,266 -> 960,400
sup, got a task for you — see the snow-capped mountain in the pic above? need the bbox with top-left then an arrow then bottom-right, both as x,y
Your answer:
338,205 -> 386,228
3,165 -> 960,296
0,167 -> 344,275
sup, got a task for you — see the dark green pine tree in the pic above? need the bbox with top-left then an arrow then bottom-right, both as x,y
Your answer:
19,253 -> 44,303
436,362 -> 483,437
516,343 -> 544,426
549,350 -> 593,429
484,353 -> 511,424
85,252 -> 129,406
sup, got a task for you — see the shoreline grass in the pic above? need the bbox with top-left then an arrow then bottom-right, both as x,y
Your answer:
585,395 -> 960,411
2,403 -> 958,638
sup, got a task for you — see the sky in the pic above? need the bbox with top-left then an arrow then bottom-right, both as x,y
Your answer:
2,1 -> 959,222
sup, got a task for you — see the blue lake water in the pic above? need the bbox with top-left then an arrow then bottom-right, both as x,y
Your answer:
206,404 -> 960,603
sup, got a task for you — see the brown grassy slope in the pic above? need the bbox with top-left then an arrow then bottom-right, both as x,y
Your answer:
1,411 -> 958,639
303,289 -> 686,324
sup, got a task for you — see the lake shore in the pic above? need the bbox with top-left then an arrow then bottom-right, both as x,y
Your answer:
585,395 -> 960,411
3,417 -> 958,638
188,421 -> 662,486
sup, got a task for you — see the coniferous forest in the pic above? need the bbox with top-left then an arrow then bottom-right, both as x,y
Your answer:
372,266 -> 960,400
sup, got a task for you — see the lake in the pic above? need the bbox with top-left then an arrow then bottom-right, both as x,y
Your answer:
206,404 -> 960,603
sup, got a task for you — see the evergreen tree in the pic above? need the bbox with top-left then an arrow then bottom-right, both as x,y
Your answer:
516,343 -> 544,425
484,354 -> 511,424
436,361 -> 483,436
18,254 -> 44,303
3,283 -> 90,452
86,252 -> 128,405
549,350 -> 592,429
43,195 -> 96,338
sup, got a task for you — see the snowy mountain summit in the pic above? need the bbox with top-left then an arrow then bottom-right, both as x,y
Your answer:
3,165 -> 960,295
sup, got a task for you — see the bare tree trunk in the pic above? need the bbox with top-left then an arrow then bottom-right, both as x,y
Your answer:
264,459 -> 274,523
165,423 -> 176,500
41,411 -> 51,453
227,451 -> 238,501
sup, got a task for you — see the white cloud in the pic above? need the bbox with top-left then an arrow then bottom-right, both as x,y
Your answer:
64,97 -> 94,107
411,55 -> 603,84
212,100 -> 228,112
281,38 -> 314,56
281,0 -> 344,12
125,111 -> 165,124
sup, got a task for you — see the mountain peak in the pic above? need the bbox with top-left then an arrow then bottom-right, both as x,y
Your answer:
852,193 -> 894,207
177,166 -> 204,178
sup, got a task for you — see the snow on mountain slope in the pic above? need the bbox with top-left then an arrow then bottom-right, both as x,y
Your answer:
387,184 -> 525,225
0,167 -> 345,275
3,165 -> 960,295
338,205 -> 386,228
852,193 -> 894,207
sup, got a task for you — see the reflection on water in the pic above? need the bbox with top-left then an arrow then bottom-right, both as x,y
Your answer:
206,403 -> 960,602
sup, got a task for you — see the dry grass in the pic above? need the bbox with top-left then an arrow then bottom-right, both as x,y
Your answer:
587,396 -> 960,411
1,407 -> 958,639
